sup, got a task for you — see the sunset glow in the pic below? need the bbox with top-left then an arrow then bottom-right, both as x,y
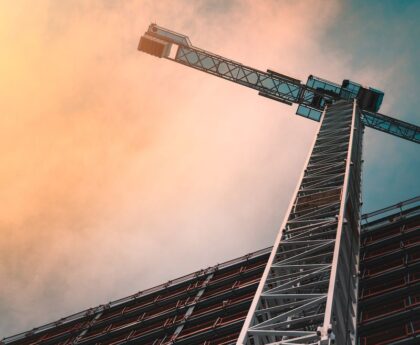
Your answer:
1,0 -> 419,337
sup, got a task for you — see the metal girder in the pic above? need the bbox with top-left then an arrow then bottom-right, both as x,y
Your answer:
139,24 -> 334,110
138,24 -> 420,145
361,110 -> 420,144
174,45 -> 326,109
237,100 -> 362,345
167,272 -> 214,343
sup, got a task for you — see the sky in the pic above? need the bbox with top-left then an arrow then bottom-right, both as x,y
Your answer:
0,0 -> 419,338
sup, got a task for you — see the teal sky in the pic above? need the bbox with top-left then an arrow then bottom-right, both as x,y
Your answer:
322,0 -> 419,212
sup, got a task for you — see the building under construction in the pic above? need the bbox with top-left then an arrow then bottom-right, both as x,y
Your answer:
2,196 -> 419,345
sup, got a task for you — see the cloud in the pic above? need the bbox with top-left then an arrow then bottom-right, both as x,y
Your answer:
0,0 -> 349,336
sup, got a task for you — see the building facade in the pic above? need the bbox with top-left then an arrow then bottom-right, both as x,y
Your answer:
357,197 -> 420,345
2,197 -> 419,345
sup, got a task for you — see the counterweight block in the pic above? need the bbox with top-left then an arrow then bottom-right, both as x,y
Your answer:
138,34 -> 172,58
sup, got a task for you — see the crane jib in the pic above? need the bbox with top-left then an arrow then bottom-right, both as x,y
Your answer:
138,24 -> 420,145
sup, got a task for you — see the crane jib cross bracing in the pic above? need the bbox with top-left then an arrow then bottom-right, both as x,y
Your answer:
139,24 -> 420,144
137,24 -> 419,345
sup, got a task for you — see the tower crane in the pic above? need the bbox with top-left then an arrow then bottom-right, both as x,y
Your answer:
138,24 -> 420,345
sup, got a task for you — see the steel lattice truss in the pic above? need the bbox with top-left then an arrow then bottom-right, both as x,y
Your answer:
175,46 -> 322,108
173,46 -> 419,144
138,23 -> 420,144
361,110 -> 420,143
238,101 -> 362,345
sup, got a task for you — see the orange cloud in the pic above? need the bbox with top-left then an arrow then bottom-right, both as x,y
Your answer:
0,0 -> 347,336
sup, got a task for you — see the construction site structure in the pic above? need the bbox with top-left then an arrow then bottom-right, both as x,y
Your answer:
138,24 -> 419,144
3,24 -> 419,345
358,198 -> 420,344
135,24 -> 419,344
1,196 -> 419,345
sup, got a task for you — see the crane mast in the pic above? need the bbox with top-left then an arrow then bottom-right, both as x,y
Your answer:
137,24 -> 420,345
237,100 -> 362,344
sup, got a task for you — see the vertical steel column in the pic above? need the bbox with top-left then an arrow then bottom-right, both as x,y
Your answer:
166,272 -> 214,343
73,311 -> 104,343
238,100 -> 362,345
